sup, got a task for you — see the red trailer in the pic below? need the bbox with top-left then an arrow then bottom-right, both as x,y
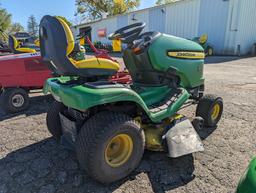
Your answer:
0,52 -> 52,113
0,44 -> 131,114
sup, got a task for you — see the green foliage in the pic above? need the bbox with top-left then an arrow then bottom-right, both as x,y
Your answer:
75,0 -> 140,20
0,30 -> 8,43
0,7 -> 11,43
156,0 -> 179,5
27,15 -> 38,38
8,22 -> 24,34
0,8 -> 11,32
55,16 -> 72,27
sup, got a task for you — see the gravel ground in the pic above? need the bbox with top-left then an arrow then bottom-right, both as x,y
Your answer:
0,56 -> 256,193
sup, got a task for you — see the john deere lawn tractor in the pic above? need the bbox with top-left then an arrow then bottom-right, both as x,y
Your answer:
236,157 -> 256,193
192,34 -> 214,56
40,15 -> 223,183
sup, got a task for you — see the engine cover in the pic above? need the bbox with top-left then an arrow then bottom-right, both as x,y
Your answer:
148,34 -> 205,89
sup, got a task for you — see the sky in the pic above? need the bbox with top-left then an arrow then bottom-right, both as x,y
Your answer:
0,0 -> 156,30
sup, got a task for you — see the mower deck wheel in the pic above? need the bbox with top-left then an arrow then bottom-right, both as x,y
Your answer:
76,111 -> 145,184
192,116 -> 204,130
46,100 -> 65,140
196,94 -> 223,127
0,88 -> 29,113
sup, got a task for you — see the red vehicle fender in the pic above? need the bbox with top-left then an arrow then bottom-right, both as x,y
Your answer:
0,52 -> 52,89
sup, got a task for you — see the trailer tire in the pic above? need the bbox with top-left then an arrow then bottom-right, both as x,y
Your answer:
1,88 -> 29,113
76,111 -> 145,184
196,94 -> 223,127
46,101 -> 65,140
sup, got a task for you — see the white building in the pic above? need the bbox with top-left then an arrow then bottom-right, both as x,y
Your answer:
73,0 -> 256,55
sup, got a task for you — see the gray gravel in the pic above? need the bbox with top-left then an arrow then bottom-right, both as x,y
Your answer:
0,56 -> 256,193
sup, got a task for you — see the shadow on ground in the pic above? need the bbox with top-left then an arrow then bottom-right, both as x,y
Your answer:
204,56 -> 244,64
0,94 -> 53,121
0,138 -> 195,193
0,124 -> 217,193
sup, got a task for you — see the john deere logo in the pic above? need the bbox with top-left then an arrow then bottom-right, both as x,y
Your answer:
177,52 -> 196,57
168,51 -> 205,59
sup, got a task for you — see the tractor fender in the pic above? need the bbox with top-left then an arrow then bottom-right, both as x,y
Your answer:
44,77 -> 149,112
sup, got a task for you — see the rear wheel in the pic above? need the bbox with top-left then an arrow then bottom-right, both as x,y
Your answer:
0,88 -> 29,113
76,111 -> 145,184
207,47 -> 213,56
196,94 -> 223,127
46,101 -> 65,139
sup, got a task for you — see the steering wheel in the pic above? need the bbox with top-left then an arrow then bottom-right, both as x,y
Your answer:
108,22 -> 146,44
132,31 -> 161,53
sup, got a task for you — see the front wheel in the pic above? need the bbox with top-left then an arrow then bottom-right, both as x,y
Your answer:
196,94 -> 223,127
76,111 -> 145,184
0,88 -> 29,113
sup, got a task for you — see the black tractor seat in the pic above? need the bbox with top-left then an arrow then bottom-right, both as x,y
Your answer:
39,16 -> 120,78
9,35 -> 37,54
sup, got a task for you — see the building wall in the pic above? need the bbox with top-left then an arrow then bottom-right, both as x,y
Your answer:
235,0 -> 256,55
224,0 -> 256,55
198,0 -> 229,54
148,6 -> 166,33
128,10 -> 150,32
76,0 -> 256,55
223,0 -> 240,55
90,17 -> 117,44
165,0 -> 200,39
117,15 -> 128,29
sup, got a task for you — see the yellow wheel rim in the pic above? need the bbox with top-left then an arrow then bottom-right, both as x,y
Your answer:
105,134 -> 133,168
211,103 -> 220,120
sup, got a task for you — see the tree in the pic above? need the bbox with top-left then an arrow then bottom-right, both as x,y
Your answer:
156,0 -> 179,5
72,15 -> 86,26
0,8 -> 11,32
55,16 -> 72,27
8,22 -> 24,34
75,0 -> 140,20
27,15 -> 38,38
0,7 -> 11,43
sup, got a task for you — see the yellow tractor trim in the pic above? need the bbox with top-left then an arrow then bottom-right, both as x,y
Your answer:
56,17 -> 75,56
144,125 -> 165,151
168,51 -> 205,59
105,134 -> 133,167
112,39 -> 122,52
70,57 -> 120,70
211,103 -> 220,120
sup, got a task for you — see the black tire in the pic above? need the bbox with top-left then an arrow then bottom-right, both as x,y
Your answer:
192,116 -> 204,130
76,111 -> 145,184
0,88 -> 29,113
46,100 -> 65,139
206,46 -> 213,56
196,94 -> 223,127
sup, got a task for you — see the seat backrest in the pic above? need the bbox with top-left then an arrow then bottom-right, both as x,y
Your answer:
8,35 -> 19,52
40,15 -> 75,75
40,15 -> 115,77
34,39 -> 40,47
199,34 -> 208,44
